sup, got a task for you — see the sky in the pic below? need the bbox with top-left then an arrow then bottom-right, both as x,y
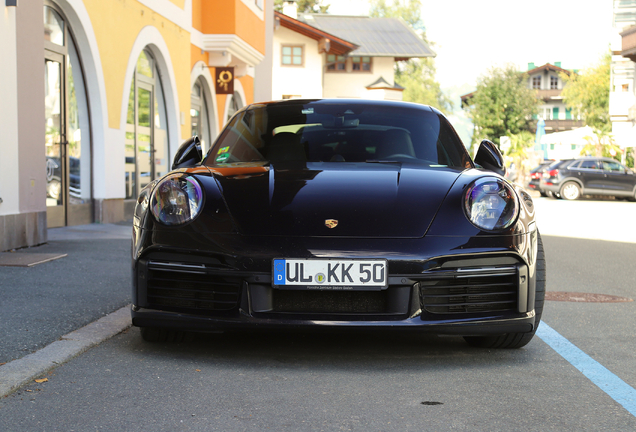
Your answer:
328,0 -> 615,90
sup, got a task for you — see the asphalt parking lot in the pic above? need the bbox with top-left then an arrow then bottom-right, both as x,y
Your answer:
0,197 -> 635,431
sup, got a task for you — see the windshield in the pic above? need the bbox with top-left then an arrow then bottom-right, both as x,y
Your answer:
204,101 -> 471,168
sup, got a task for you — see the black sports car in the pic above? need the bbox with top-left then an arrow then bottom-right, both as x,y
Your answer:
131,99 -> 545,349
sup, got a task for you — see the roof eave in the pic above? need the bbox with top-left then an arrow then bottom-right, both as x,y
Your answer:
275,11 -> 358,56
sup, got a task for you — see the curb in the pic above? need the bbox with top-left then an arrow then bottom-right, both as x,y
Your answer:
0,305 -> 132,397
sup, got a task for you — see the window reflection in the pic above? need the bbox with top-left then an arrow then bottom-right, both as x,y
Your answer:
44,7 -> 64,46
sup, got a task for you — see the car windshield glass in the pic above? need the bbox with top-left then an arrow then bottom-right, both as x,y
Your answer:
204,101 -> 471,168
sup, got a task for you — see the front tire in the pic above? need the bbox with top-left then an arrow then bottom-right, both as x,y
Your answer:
560,182 -> 581,200
464,233 -> 546,349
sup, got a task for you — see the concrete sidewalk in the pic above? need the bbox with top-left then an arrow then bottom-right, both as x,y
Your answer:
0,222 -> 133,395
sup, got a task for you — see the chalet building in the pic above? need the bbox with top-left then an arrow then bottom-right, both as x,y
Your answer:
255,2 -> 435,101
460,63 -> 584,135
525,63 -> 584,133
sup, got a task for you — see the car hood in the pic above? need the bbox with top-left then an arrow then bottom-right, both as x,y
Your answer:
209,162 -> 463,238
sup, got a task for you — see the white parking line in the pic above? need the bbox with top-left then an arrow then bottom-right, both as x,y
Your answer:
537,322 -> 636,417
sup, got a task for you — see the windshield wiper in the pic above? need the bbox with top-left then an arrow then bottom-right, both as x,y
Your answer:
366,159 -> 402,164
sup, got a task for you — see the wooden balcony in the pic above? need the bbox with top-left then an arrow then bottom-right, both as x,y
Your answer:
535,89 -> 562,101
529,119 -> 584,133
621,25 -> 636,62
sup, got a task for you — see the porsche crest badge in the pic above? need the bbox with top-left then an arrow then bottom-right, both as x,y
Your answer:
325,219 -> 338,229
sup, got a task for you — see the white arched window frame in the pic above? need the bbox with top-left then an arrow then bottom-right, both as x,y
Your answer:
190,62 -> 219,154
120,26 -> 180,200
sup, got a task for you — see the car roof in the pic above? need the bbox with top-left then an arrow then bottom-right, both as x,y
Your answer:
572,156 -> 621,163
547,159 -> 573,169
248,98 -> 440,115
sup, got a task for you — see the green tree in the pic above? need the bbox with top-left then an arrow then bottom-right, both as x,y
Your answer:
274,0 -> 330,13
369,0 -> 452,113
561,52 -> 611,132
580,129 -> 622,159
504,131 -> 536,184
466,64 -> 540,146
369,0 -> 425,35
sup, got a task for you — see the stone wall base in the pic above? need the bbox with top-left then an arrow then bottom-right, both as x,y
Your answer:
93,199 -> 125,224
0,211 -> 47,251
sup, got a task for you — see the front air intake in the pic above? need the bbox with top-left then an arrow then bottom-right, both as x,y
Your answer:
419,266 -> 519,314
145,261 -> 241,313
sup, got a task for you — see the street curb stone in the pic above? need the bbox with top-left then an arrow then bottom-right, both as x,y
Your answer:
0,306 -> 131,397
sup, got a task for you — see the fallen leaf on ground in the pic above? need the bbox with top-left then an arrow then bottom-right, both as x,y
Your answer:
34,378 -> 48,383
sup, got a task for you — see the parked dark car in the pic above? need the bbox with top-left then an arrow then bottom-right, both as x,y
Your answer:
540,156 -> 636,200
538,159 -> 573,198
527,160 -> 554,196
131,99 -> 545,349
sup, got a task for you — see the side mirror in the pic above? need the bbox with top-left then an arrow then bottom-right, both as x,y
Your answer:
172,136 -> 203,170
474,139 -> 506,177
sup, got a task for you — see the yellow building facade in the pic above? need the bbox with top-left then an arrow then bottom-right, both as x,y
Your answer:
0,0 -> 267,250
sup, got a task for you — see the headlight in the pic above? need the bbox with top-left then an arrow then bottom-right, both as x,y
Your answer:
150,174 -> 204,225
464,177 -> 519,231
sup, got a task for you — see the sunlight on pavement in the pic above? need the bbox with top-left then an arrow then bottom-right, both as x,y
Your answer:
533,198 -> 636,244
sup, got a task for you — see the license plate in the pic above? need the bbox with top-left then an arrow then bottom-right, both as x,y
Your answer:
272,259 -> 387,290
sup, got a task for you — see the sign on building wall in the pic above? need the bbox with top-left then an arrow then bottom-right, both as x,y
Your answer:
215,67 -> 234,95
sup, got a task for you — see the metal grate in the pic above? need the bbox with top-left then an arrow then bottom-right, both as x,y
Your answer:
272,289 -> 388,314
146,261 -> 241,313
419,268 -> 518,314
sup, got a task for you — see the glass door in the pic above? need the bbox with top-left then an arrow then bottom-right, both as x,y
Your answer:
125,49 -> 169,202
137,82 -> 154,192
45,54 -> 67,228
44,3 -> 92,227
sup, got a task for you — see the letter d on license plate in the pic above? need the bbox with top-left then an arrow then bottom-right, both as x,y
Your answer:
272,259 -> 387,290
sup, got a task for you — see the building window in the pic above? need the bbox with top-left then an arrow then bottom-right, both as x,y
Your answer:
532,76 -> 541,89
44,4 -> 93,227
226,91 -> 243,123
351,56 -> 371,72
541,107 -> 551,120
255,0 -> 263,10
327,54 -> 346,71
552,107 -> 559,120
191,78 -> 213,154
125,49 -> 170,200
550,76 -> 558,89
282,45 -> 304,66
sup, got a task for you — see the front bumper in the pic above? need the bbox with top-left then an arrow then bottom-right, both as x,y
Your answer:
131,306 -> 535,336
131,229 -> 540,337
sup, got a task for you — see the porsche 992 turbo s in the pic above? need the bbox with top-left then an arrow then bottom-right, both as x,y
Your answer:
131,99 -> 545,349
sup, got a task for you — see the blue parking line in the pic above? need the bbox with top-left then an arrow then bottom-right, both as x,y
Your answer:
537,322 -> 636,417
